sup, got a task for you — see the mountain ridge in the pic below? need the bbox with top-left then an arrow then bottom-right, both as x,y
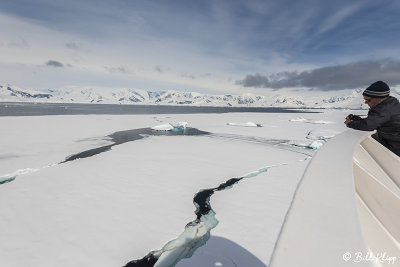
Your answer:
2,84 -> 398,109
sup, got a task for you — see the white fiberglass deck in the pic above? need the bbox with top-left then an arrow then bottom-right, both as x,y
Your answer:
270,130 -> 400,267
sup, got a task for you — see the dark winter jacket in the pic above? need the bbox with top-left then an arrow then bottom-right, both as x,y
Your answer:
347,96 -> 400,156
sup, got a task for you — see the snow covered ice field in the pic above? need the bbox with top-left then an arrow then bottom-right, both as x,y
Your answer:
0,109 -> 353,267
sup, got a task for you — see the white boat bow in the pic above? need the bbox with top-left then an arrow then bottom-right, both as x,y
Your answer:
270,129 -> 400,267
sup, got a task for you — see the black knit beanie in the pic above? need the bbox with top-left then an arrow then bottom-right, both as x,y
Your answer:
363,81 -> 390,98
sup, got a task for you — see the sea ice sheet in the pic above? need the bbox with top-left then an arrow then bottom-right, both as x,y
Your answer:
0,110 -> 350,267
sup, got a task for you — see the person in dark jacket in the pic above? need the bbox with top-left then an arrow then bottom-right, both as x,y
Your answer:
345,81 -> 400,156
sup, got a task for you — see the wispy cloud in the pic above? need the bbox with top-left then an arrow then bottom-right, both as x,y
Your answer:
317,3 -> 362,34
237,59 -> 400,90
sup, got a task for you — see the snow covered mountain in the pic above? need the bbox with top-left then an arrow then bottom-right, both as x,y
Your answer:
2,84 -> 399,109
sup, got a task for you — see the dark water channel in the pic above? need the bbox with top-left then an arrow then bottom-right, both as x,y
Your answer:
62,127 -> 210,163
0,102 -> 315,116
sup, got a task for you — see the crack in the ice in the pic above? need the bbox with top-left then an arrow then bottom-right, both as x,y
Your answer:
210,133 -> 317,156
123,159 -> 309,267
0,127 -> 209,184
0,167 -> 42,184
0,176 -> 16,184
0,128 -> 315,188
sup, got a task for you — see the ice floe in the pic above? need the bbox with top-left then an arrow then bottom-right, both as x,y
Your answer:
306,129 -> 340,140
151,123 -> 174,131
152,122 -> 188,131
0,168 -> 40,184
227,122 -> 262,127
289,117 -> 334,124
308,140 -> 325,149
287,140 -> 326,150
0,110 -> 351,267
0,164 -> 59,183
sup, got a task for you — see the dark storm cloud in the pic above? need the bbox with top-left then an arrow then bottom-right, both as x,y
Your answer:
45,60 -> 64,68
237,59 -> 400,90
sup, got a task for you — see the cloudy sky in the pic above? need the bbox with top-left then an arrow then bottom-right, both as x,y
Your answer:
1,0 -> 400,94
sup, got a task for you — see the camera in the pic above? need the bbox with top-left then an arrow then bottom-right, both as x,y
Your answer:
347,114 -> 362,121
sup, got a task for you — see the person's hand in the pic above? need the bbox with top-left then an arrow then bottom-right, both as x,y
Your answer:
350,115 -> 362,120
345,114 -> 362,126
344,117 -> 352,126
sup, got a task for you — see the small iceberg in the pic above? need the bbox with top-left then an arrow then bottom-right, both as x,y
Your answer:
152,122 -> 188,132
